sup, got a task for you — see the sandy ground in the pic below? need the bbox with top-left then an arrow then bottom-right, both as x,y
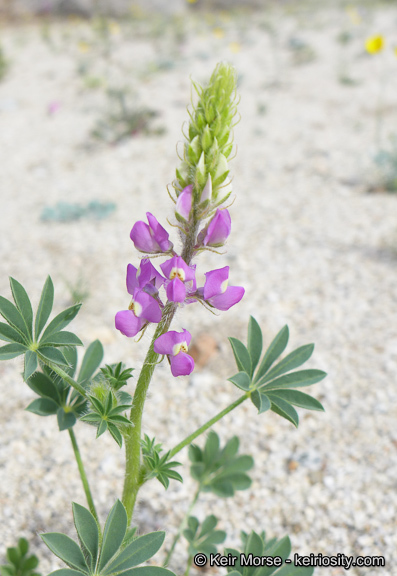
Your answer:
1,4 -> 397,576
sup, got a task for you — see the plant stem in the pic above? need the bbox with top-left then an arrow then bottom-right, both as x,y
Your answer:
122,302 -> 177,523
185,556 -> 193,576
164,488 -> 200,567
68,428 -> 99,524
169,393 -> 248,459
41,360 -> 88,398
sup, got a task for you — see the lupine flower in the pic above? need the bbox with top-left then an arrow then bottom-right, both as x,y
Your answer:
365,35 -> 384,54
175,185 -> 193,222
130,212 -> 173,254
161,256 -> 196,303
201,266 -> 244,311
154,329 -> 194,377
115,288 -> 162,337
196,209 -> 231,248
127,259 -> 165,296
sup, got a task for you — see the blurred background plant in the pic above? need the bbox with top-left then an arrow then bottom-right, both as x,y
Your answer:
0,45 -> 8,81
89,87 -> 164,145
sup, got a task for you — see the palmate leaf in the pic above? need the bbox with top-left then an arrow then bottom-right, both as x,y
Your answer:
1,538 -> 41,576
43,501 -> 173,576
41,305 -> 82,340
0,321 -> 25,344
189,431 -> 253,497
40,331 -> 83,347
0,342 -> 27,360
183,515 -> 226,557
24,350 -> 38,381
228,319 -> 326,427
225,531 -> 314,576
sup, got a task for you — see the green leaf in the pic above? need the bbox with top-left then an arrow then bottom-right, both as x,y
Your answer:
209,480 -> 234,497
35,276 -> 54,340
221,436 -> 239,460
188,444 -> 202,463
228,372 -> 251,391
0,296 -> 30,339
27,372 -> 60,403
105,532 -> 165,574
269,390 -> 324,411
40,332 -> 83,347
48,570 -> 87,576
63,346 -> 78,378
57,408 -> 77,431
108,423 -> 123,448
245,530 -> 264,558
80,413 -> 102,423
1,565 -> 16,576
247,316 -> 262,376
72,503 -> 99,567
17,538 -> 29,557
0,342 -> 27,360
270,566 -> 313,576
41,305 -> 81,340
251,391 -> 271,414
10,278 -> 33,336
21,555 -> 39,571
0,322 -> 25,343
24,350 -> 38,381
268,395 -> 299,428
26,398 -> 59,416
259,370 -> 327,391
204,431 -> 220,464
98,500 -> 127,571
78,340 -> 104,385
260,344 -> 314,384
228,337 -> 252,375
40,533 -> 88,572
6,548 -> 19,566
38,346 -> 68,366
119,568 -> 175,576
255,325 -> 289,382
96,420 -> 108,438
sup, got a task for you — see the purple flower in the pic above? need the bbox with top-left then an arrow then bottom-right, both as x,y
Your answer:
130,212 -> 173,254
161,256 -> 196,303
175,185 -> 193,221
154,329 -> 194,377
202,266 -> 244,311
127,259 -> 165,296
197,209 -> 231,247
115,288 -> 162,337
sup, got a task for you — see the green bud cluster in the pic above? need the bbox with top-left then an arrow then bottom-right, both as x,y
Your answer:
175,62 -> 238,211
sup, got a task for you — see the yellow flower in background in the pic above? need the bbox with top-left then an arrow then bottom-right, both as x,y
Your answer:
394,46 -> 397,57
187,0 -> 198,3
365,35 -> 384,54
229,42 -> 241,54
109,20 -> 120,35
78,40 -> 91,53
213,27 -> 225,39
346,6 -> 361,26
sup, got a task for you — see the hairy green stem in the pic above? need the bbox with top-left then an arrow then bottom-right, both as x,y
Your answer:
185,556 -> 193,576
122,302 -> 177,523
68,428 -> 99,523
41,360 -> 88,398
169,393 -> 248,459
164,488 -> 200,567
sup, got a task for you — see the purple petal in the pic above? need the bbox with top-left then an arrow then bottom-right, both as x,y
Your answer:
154,329 -> 192,355
207,286 -> 245,311
154,331 -> 179,355
170,352 -> 195,377
203,209 -> 231,246
146,212 -> 173,252
115,310 -> 145,337
203,267 -> 229,299
166,278 -> 186,302
134,289 -> 162,323
161,256 -> 195,282
126,264 -> 139,295
138,259 -> 165,290
175,185 -> 193,221
130,221 -> 159,253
